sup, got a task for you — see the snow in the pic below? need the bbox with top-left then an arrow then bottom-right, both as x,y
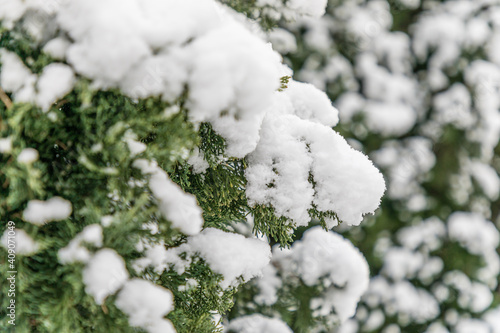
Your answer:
82,248 -> 129,305
0,0 -> 26,28
390,281 -> 440,323
382,247 -> 424,281
286,80 -> 339,127
0,0 -> 341,170
0,137 -> 12,154
120,50 -> 188,101
425,322 -> 449,333
246,89 -> 385,226
444,271 -> 493,313
177,278 -> 198,292
146,320 -> 177,333
1,229 -> 39,255
165,228 -> 271,289
53,0 -> 283,159
448,212 -> 499,256
412,13 -> 465,70
447,212 -> 500,287
132,240 -> 168,274
185,23 -> 280,120
123,130 -> 147,157
43,37 -> 71,60
372,138 -> 435,201
185,23 -> 282,157
364,102 -> 416,136
454,318 -> 490,333
465,17 -> 490,48
395,0 -> 420,10
36,63 -> 75,111
187,148 -> 210,174
272,227 -> 369,322
397,218 -> 446,251
1,50 -> 74,110
0,49 -> 36,103
432,83 -> 475,129
255,0 -> 329,21
22,197 -> 72,225
226,314 -> 293,333
468,161 -> 500,200
267,28 -> 297,54
418,257 -> 444,283
100,215 -> 114,227
254,264 -> 281,306
287,0 -> 328,18
56,0 -> 151,87
483,306 -> 500,333
58,224 -> 103,264
487,31 -> 500,66
115,279 -> 174,331
337,320 -> 359,333
362,277 -> 439,323
17,148 -> 39,164
362,310 -> 385,332
133,159 -> 203,236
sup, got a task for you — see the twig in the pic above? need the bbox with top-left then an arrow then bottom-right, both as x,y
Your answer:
55,140 -> 68,150
0,86 -> 12,129
0,86 -> 12,109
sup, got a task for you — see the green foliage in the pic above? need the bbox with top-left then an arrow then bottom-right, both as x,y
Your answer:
0,34 -> 220,329
162,258 -> 235,333
0,19 -> 309,332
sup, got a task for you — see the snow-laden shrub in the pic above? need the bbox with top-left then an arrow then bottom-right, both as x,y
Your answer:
0,0 -> 385,332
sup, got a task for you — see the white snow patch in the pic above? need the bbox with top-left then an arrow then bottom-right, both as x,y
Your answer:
22,197 -> 72,225
82,248 -> 129,305
115,278 -> 174,330
36,63 -> 75,111
165,228 -> 271,289
133,159 -> 203,235
1,228 -> 39,255
17,148 -> 39,164
58,224 -> 103,264
272,227 -> 369,322
227,314 -> 293,333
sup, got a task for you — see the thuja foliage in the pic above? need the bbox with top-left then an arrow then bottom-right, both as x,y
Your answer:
0,6 -> 309,332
